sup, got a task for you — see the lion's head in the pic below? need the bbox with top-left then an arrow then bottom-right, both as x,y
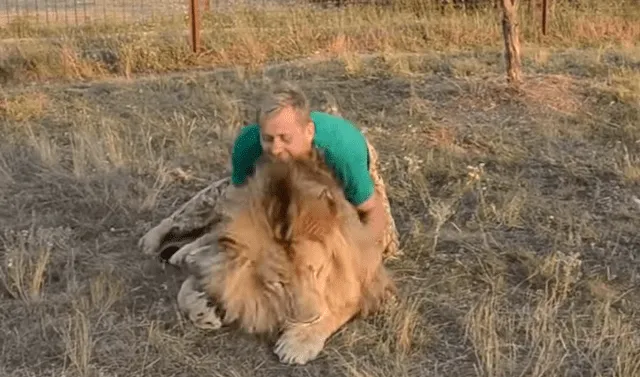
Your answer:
192,148 -> 395,341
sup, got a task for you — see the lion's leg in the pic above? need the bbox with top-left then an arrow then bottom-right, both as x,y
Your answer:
172,231 -> 227,331
177,275 -> 223,330
274,304 -> 359,365
273,239 -> 359,365
139,177 -> 231,256
360,264 -> 398,317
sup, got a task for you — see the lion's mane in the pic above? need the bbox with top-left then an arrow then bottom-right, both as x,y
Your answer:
190,148 -> 395,337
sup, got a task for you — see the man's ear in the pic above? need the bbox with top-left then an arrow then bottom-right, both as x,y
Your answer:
303,120 -> 314,143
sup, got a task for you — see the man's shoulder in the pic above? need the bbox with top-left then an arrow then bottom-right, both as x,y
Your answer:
311,111 -> 366,152
311,111 -> 373,206
311,111 -> 361,133
234,123 -> 261,146
231,124 -> 262,186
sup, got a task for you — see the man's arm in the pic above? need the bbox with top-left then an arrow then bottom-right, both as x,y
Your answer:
139,125 -> 260,255
356,192 -> 387,244
332,131 -> 387,243
231,125 -> 262,187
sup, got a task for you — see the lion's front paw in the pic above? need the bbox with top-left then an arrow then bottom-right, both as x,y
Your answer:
189,302 -> 223,330
273,326 -> 326,365
177,277 -> 222,331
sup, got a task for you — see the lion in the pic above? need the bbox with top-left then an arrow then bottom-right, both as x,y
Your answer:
169,148 -> 396,365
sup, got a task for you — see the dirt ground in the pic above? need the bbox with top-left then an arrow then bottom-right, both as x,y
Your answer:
1,49 -> 640,377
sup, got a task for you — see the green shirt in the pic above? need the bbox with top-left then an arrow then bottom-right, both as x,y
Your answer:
230,111 -> 374,206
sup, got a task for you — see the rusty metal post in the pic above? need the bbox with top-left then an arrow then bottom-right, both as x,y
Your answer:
542,0 -> 548,35
189,0 -> 201,53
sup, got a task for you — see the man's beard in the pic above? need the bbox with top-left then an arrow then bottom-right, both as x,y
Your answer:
267,152 -> 291,162
268,150 -> 313,162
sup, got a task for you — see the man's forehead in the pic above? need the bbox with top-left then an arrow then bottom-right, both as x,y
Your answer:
261,119 -> 302,137
260,123 -> 296,135
262,106 -> 304,126
261,130 -> 293,138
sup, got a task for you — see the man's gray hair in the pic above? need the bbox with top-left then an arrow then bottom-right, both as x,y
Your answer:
257,82 -> 311,126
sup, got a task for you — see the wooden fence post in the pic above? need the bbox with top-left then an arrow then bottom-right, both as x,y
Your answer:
501,0 -> 523,85
542,0 -> 548,35
189,0 -> 201,53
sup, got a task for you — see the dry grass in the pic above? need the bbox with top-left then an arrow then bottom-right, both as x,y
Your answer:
1,0 -> 640,84
1,0 -> 640,376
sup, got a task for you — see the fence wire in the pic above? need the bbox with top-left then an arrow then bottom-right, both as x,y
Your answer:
0,0 -> 349,28
1,1 -> 633,39
1,0 -> 185,26
0,0 -> 507,29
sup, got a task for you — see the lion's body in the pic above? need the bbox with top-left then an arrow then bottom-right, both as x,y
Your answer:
185,149 -> 395,364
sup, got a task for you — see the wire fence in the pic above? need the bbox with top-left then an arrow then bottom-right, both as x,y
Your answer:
1,0 -> 637,30
0,0 -> 356,27
1,0 -> 635,49
0,0 -> 503,29
1,0 -> 173,26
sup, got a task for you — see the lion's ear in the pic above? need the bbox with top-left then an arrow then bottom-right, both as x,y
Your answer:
319,188 -> 337,215
282,200 -> 297,242
318,188 -> 333,201
311,147 -> 326,163
263,161 -> 297,244
268,197 -> 296,244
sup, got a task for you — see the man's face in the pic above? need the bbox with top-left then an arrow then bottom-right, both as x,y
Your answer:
260,106 -> 314,161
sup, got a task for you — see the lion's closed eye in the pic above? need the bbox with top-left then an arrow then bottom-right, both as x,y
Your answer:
312,264 -> 324,280
264,281 -> 289,299
268,281 -> 285,290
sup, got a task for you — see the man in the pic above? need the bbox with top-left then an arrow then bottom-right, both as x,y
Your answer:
138,83 -> 400,328
232,85 -> 394,247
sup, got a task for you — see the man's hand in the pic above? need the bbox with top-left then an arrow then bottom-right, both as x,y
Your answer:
356,192 -> 387,245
